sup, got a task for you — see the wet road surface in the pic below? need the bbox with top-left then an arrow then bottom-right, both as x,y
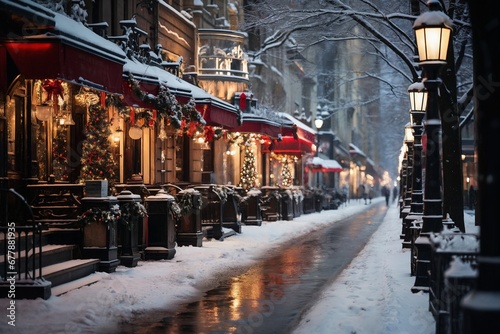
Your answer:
121,202 -> 388,334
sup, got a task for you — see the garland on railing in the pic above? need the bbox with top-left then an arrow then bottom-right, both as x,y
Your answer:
77,205 -> 121,228
119,202 -> 148,230
211,186 -> 228,204
175,189 -> 203,218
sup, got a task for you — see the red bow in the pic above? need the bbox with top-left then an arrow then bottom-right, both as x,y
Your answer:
43,79 -> 64,102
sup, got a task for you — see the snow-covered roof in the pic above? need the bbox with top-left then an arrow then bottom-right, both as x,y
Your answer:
1,0 -> 126,64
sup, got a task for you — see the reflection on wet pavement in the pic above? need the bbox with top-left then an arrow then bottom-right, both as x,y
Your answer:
123,203 -> 387,334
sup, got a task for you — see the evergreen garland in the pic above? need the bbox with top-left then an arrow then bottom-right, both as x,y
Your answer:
79,101 -> 118,188
119,202 -> 148,230
78,204 -> 121,227
125,74 -> 205,133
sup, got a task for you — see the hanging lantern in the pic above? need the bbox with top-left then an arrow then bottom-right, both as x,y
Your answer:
408,81 -> 428,112
129,126 -> 143,140
158,121 -> 167,141
36,104 -> 52,121
413,0 -> 453,64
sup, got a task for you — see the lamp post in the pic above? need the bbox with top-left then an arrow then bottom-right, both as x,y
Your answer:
411,0 -> 452,292
314,116 -> 323,187
403,82 -> 427,273
402,122 -> 414,220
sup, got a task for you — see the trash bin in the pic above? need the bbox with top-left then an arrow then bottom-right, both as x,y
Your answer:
116,190 -> 144,267
144,190 -> 176,260
176,188 -> 203,247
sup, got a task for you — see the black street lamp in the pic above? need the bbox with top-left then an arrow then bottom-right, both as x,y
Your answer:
402,122 -> 415,221
314,116 -> 323,187
411,0 -> 452,292
402,82 -> 427,250
404,82 -> 427,273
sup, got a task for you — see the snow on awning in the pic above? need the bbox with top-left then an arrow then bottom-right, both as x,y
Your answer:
1,1 -> 126,94
307,157 -> 343,173
188,84 -> 241,129
231,113 -> 283,139
278,112 -> 317,143
123,59 -> 240,128
122,58 -> 193,108
349,143 -> 366,157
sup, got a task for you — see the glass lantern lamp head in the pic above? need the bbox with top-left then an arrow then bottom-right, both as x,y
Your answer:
314,117 -> 323,130
404,122 -> 414,143
413,0 -> 453,65
408,81 -> 428,112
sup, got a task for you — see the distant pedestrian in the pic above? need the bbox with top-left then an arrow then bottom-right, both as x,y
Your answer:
382,185 -> 390,206
358,184 -> 365,203
363,183 -> 369,204
392,186 -> 398,203
469,185 -> 476,210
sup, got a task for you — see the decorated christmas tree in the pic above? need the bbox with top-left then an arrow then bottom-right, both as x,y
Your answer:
281,159 -> 292,187
79,102 -> 118,187
239,144 -> 257,190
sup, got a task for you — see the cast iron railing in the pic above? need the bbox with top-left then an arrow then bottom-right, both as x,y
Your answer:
1,188 -> 43,282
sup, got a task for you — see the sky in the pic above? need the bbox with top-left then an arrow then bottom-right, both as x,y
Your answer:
1,196 -> 478,333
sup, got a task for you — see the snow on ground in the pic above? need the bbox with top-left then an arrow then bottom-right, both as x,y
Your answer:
1,197 -> 478,333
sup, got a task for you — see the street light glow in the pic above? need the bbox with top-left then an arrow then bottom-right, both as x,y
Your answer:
413,0 -> 453,64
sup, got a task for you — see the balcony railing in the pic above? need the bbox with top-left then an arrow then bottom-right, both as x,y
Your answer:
198,29 -> 249,82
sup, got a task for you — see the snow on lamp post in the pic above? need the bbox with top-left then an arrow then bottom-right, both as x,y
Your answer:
411,0 -> 452,292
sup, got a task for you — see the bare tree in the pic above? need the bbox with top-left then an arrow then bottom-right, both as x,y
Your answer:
243,0 -> 472,230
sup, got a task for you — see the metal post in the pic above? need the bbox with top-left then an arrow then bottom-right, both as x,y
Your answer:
412,65 -> 444,292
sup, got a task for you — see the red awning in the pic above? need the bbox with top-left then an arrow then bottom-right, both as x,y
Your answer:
230,114 -> 283,139
122,59 -> 239,128
0,46 -> 6,91
278,112 -> 316,143
189,85 -> 240,129
4,41 -> 124,93
266,136 -> 314,154
267,113 -> 316,154
1,4 -> 126,94
122,58 -> 193,108
306,157 -> 343,173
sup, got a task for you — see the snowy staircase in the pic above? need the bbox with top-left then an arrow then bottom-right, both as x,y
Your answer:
0,228 -> 100,298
